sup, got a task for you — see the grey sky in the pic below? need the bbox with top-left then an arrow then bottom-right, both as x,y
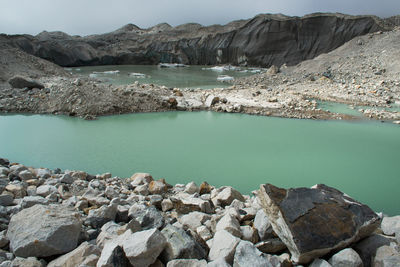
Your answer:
1,0 -> 399,36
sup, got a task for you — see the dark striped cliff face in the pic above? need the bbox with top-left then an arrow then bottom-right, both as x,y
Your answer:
0,13 -> 390,68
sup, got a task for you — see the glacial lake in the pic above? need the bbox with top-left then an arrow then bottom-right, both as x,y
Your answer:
1,112 -> 399,215
67,65 -> 259,89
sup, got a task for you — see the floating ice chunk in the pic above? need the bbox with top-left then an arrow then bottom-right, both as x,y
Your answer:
158,63 -> 187,68
217,75 -> 234,82
129,73 -> 146,78
92,70 -> 120,74
89,73 -> 98,78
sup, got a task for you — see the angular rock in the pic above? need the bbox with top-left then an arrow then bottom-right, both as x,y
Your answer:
0,194 -> 14,206
328,248 -> 363,267
241,225 -> 259,244
47,241 -> 101,267
207,258 -> 231,267
11,257 -> 45,267
233,240 -> 276,267
149,180 -> 167,195
166,259 -> 207,267
184,182 -> 199,194
208,230 -> 240,264
36,185 -> 57,197
213,187 -> 245,207
7,204 -> 82,257
18,170 -> 34,181
0,230 -> 9,248
381,216 -> 400,236
123,228 -> 167,267
216,214 -> 241,238
128,203 -> 164,230
253,209 -> 274,241
133,184 -> 149,196
5,183 -> 26,198
96,230 -> 133,267
258,184 -> 381,264
255,238 -> 286,254
129,173 -> 153,185
199,182 -> 212,195
161,199 -> 174,212
96,221 -> 122,249
0,158 -> 9,167
171,194 -> 213,214
60,173 -> 74,184
87,203 -> 118,228
178,211 -> 211,231
354,234 -> 396,267
8,76 -> 44,89
20,196 -> 49,209
373,245 -> 400,267
160,224 -> 207,263
196,226 -> 213,242
309,259 -> 332,267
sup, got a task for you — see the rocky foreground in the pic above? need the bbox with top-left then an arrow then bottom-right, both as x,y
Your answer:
0,157 -> 399,267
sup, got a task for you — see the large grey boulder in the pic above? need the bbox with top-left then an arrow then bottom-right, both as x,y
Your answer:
47,241 -> 101,267
20,196 -> 49,209
178,211 -> 211,231
7,204 -> 82,257
258,183 -> 381,264
216,214 -> 241,238
212,187 -> 245,207
208,230 -> 240,264
160,224 -> 207,263
328,248 -> 363,267
87,203 -> 118,228
8,76 -> 44,89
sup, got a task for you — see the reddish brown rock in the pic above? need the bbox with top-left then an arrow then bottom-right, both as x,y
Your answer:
258,184 -> 381,264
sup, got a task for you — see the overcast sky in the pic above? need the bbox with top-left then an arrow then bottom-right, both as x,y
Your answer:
1,0 -> 399,36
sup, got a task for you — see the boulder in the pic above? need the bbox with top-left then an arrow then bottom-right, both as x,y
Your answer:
196,226 -> 213,242
87,203 -> 118,228
253,209 -> 274,241
240,225 -> 259,244
199,182 -> 212,195
258,184 -> 381,264
381,216 -> 400,236
96,221 -> 122,249
122,229 -> 167,267
0,158 -> 9,167
0,194 -> 14,206
184,182 -> 199,194
8,76 -> 44,89
215,214 -> 241,238
7,204 -> 82,257
166,259 -> 207,267
36,185 -> 57,197
373,245 -> 400,267
161,199 -> 174,212
129,173 -> 153,185
11,257 -> 45,267
60,174 -> 74,184
47,241 -> 101,267
255,238 -> 287,254
309,259 -> 332,267
0,230 -> 9,248
128,203 -> 164,230
208,230 -> 240,264
20,196 -> 49,209
178,211 -> 211,231
328,248 -> 363,267
160,224 -> 207,263
171,194 -> 213,214
213,187 -> 245,207
18,170 -> 34,181
354,234 -> 396,267
149,180 -> 167,195
5,183 -> 26,198
206,258 -> 231,267
233,240 -> 274,267
205,95 -> 220,107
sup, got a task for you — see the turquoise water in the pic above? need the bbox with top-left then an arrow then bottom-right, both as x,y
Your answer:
1,112 -> 399,214
68,65 -> 257,89
316,100 -> 400,117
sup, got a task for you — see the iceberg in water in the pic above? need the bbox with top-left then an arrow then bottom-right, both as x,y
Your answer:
92,70 -> 120,74
203,65 -> 242,72
158,63 -> 188,68
129,72 -> 146,78
217,75 -> 234,82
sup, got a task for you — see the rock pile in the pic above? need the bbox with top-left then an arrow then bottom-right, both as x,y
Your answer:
0,157 -> 399,266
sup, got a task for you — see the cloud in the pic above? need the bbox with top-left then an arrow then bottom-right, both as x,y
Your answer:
0,0 -> 398,36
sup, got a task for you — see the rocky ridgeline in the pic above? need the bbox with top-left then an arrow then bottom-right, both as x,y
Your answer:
0,158 -> 399,267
